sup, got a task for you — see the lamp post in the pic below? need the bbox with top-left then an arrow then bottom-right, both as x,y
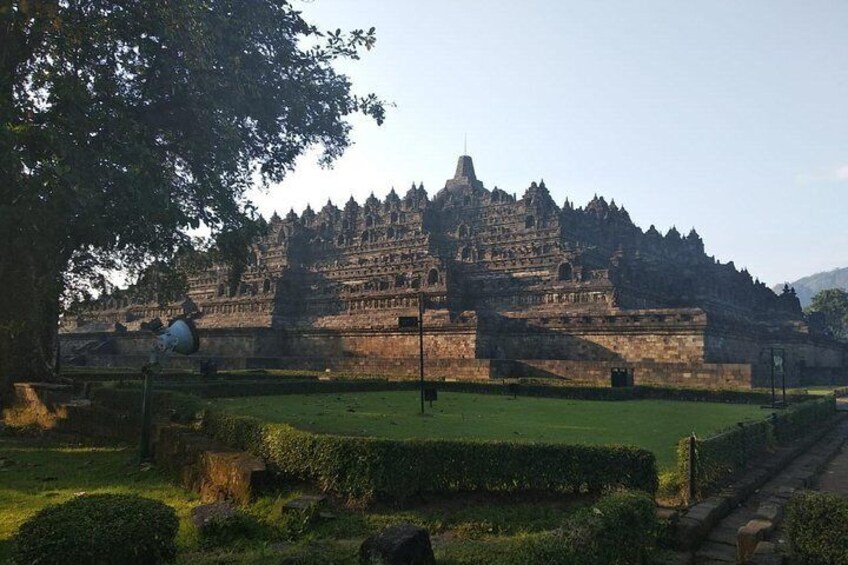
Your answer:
397,296 -> 426,415
139,317 -> 199,462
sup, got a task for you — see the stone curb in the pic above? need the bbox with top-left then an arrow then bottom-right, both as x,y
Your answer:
742,423 -> 848,564
674,417 -> 843,551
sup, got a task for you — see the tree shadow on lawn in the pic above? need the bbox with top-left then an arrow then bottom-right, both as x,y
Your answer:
0,433 -> 198,561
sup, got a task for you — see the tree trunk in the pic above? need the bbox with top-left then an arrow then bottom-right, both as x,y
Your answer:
0,237 -> 61,405
0,3 -> 63,407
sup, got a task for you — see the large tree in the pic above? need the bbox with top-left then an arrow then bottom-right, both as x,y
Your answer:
805,288 -> 848,340
0,1 -> 384,391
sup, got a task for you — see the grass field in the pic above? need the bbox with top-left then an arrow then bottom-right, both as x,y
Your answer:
210,391 -> 768,470
0,433 -> 591,564
0,435 -> 201,563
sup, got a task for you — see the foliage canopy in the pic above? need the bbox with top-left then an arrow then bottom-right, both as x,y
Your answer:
805,288 -> 848,340
0,0 -> 384,382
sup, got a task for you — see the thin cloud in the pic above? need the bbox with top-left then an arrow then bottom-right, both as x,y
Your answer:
796,164 -> 848,184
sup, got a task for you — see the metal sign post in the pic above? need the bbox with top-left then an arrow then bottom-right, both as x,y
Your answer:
397,295 -> 426,415
773,348 -> 786,407
770,347 -> 776,409
418,292 -> 425,415
139,353 -> 160,462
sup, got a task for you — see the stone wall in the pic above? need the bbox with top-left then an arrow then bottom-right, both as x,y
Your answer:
704,327 -> 847,387
497,359 -> 752,389
478,329 -> 706,363
282,328 -> 477,359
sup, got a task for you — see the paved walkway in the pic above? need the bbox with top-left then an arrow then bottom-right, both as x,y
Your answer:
693,419 -> 848,564
815,433 -> 848,495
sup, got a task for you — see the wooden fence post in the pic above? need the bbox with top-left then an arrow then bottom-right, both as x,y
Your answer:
687,433 -> 697,503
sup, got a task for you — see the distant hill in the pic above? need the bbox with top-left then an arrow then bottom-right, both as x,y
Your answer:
773,267 -> 848,308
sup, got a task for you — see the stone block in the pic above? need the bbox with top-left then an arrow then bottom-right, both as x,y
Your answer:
191,501 -> 237,530
755,502 -> 782,524
675,516 -> 709,550
360,523 -> 435,565
748,541 -> 783,564
737,519 -> 774,564
284,495 -> 327,511
198,450 -> 266,505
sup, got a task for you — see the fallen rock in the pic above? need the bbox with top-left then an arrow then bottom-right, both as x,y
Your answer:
198,450 -> 266,505
359,523 -> 435,565
737,519 -> 774,563
284,494 -> 327,511
191,501 -> 237,530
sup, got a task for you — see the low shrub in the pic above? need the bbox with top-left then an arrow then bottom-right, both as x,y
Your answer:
786,491 -> 848,564
110,376 -> 815,405
441,491 -> 659,564
771,395 -> 836,443
12,493 -> 179,564
678,396 -> 836,498
657,470 -> 684,503
201,410 -> 658,503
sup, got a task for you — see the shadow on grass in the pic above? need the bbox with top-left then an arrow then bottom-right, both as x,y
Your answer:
0,434 -> 199,562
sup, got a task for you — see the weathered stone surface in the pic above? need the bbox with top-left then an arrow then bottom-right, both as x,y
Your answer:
755,502 -> 782,523
284,495 -> 326,511
748,541 -> 783,564
359,523 -> 435,565
198,450 -> 266,505
153,424 -> 266,505
191,501 -> 237,530
61,155 -> 847,388
737,519 -> 774,563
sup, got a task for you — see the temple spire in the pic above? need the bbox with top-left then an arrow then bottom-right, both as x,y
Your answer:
454,155 -> 477,183
444,154 -> 483,191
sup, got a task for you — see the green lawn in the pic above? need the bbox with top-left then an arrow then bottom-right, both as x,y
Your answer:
0,434 -> 587,564
210,391 -> 768,470
0,435 -> 201,563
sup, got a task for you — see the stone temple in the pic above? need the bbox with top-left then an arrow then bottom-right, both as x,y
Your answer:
62,156 -> 847,388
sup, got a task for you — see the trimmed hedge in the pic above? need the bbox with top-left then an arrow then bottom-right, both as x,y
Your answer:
142,377 -> 814,405
200,409 -> 658,503
441,490 -> 659,564
678,396 -> 836,497
786,491 -> 848,564
12,494 -> 178,564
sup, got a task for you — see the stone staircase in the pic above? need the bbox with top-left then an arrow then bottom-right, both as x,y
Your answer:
692,419 -> 848,564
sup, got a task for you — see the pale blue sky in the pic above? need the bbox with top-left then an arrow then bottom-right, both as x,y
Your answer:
250,0 -> 848,287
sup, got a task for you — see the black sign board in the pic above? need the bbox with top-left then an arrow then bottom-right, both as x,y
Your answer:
398,316 -> 419,329
424,387 -> 437,403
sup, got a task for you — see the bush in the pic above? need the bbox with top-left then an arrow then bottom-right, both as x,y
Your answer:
201,410 -> 658,504
786,491 -> 848,564
657,470 -> 684,502
12,494 -> 179,564
112,376 -> 814,405
442,491 -> 658,564
678,396 -> 836,498
535,490 -> 658,564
